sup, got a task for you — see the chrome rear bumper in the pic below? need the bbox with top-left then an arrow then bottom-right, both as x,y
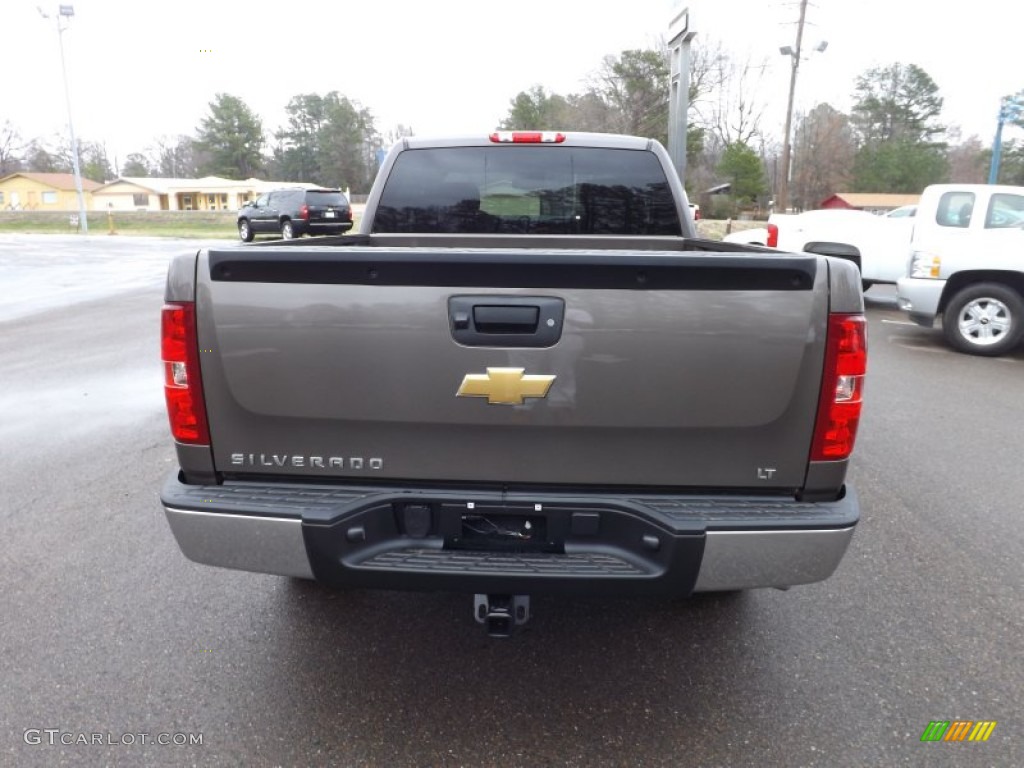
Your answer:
162,475 -> 858,594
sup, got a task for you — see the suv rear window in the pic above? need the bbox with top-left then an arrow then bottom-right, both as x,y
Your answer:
305,191 -> 347,206
373,147 -> 681,236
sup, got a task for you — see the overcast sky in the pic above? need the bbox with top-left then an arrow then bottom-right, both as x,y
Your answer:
3,0 -> 1023,169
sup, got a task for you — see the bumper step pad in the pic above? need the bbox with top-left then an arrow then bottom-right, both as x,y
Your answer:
358,548 -> 647,576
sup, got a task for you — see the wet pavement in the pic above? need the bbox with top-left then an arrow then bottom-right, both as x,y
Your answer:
0,237 -> 1021,767
0,234 -> 235,323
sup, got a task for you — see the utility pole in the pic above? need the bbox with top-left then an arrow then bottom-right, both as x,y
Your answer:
776,0 -> 808,214
39,4 -> 88,233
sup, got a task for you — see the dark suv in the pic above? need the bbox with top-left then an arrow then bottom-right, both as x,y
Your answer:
237,188 -> 353,241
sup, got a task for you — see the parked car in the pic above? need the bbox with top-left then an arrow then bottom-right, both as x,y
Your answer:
884,205 -> 917,219
897,183 -> 1024,356
237,188 -> 353,241
688,203 -> 701,221
723,208 -> 913,288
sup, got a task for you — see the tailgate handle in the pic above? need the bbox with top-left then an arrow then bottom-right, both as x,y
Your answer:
449,296 -> 564,348
473,305 -> 539,333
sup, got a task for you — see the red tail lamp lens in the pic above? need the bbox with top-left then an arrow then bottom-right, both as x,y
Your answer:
811,314 -> 867,461
161,302 -> 210,445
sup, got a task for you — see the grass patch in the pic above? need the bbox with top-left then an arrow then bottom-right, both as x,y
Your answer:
0,210 -> 366,239
0,211 -> 237,239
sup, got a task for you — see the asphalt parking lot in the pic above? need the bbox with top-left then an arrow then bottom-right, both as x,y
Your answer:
0,235 -> 1020,767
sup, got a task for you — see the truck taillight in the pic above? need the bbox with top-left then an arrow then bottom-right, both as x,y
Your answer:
161,302 -> 210,445
810,314 -> 866,462
767,222 -> 779,248
489,131 -> 566,143
300,204 -> 310,220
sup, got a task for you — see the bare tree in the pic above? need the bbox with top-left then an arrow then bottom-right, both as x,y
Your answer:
946,135 -> 987,184
147,135 -> 204,178
382,124 -> 414,147
664,38 -> 752,199
565,91 -> 613,133
791,104 -> 856,210
686,37 -> 730,125
121,152 -> 154,177
23,139 -> 67,173
706,54 -> 770,148
0,121 -> 25,175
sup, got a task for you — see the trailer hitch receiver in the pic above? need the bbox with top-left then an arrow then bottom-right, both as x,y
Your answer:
474,594 -> 531,637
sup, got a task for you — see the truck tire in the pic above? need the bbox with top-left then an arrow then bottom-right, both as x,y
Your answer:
238,219 -> 254,242
280,219 -> 296,239
942,282 -> 1024,356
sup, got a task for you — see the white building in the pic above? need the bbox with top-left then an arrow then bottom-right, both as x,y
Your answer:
92,176 -> 313,212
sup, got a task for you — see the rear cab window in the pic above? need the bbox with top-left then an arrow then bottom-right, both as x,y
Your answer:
935,191 -> 976,228
372,146 -> 682,236
984,193 -> 1024,229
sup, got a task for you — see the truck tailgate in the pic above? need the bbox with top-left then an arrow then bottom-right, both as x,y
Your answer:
197,247 -> 828,490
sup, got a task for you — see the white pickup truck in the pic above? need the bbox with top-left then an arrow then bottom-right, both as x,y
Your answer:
723,208 -> 913,289
897,183 -> 1024,356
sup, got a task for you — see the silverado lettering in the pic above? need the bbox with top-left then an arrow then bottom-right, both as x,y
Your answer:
229,454 -> 384,470
160,131 -> 866,637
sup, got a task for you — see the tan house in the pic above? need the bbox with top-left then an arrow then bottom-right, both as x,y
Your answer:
93,176 -> 313,212
0,172 -> 101,211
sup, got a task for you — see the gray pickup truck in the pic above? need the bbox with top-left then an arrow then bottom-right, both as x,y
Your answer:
160,132 -> 866,635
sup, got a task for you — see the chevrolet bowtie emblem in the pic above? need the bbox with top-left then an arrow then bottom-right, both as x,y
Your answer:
456,367 -> 556,405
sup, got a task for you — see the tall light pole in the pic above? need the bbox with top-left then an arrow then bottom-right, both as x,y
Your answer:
776,0 -> 827,213
667,6 -> 697,184
988,91 -> 1024,185
39,4 -> 88,233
